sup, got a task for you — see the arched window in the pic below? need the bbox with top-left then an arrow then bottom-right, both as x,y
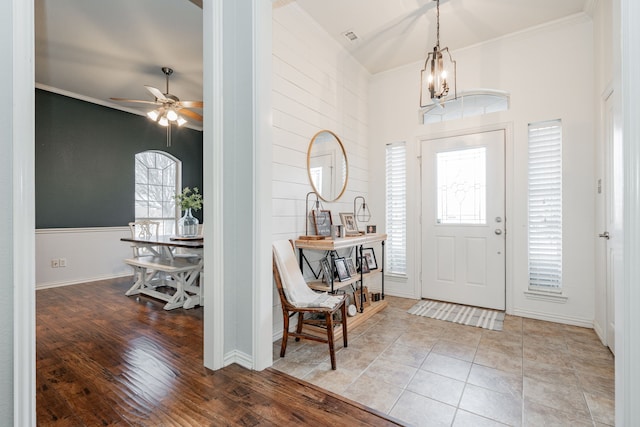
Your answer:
421,89 -> 510,124
135,151 -> 181,235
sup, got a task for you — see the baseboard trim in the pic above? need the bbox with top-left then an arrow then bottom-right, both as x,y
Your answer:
593,320 -> 607,346
224,350 -> 254,370
36,273 -> 132,290
511,307 -> 593,329
374,287 -> 420,300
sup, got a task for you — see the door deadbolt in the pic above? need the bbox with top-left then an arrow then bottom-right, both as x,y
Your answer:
599,231 -> 610,240
495,229 -> 503,235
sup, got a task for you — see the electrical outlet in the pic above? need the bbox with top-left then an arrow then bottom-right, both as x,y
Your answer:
59,258 -> 67,268
51,259 -> 59,268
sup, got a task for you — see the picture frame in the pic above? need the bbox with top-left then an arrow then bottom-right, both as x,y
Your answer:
334,257 -> 351,282
339,212 -> 359,234
345,258 -> 357,276
358,256 -> 370,274
312,209 -> 332,236
366,224 -> 377,234
319,258 -> 333,284
362,247 -> 378,270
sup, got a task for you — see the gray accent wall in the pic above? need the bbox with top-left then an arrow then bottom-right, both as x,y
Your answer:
35,89 -> 203,228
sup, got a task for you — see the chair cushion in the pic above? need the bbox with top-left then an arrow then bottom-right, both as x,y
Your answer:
273,240 -> 344,309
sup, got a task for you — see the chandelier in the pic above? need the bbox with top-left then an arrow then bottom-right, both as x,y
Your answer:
420,0 -> 457,107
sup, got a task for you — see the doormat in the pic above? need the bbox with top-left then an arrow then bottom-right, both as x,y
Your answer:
407,299 -> 505,331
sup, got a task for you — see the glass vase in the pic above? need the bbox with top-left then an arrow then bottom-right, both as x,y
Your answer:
178,208 -> 199,237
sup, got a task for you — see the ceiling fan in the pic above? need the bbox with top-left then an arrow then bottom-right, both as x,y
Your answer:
110,66 -> 203,128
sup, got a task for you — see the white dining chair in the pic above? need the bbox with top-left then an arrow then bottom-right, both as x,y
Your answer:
128,220 -> 160,257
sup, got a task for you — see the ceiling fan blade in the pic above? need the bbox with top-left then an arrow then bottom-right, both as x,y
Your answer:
179,109 -> 203,121
145,85 -> 168,102
178,100 -> 203,108
110,97 -> 160,105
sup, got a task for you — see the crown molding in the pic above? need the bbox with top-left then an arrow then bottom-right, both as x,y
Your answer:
35,83 -> 203,132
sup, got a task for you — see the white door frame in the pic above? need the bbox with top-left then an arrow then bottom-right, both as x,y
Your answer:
416,123 -> 514,313
12,1 -> 273,424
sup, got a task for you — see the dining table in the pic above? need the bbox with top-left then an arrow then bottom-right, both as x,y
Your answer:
120,235 -> 204,310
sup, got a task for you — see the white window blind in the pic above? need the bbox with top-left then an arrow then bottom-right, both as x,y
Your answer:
385,142 -> 407,275
528,120 -> 562,290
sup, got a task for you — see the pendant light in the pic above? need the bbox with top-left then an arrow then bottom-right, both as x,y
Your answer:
420,0 -> 457,107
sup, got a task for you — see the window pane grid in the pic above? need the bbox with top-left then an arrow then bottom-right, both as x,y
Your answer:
135,151 -> 180,236
528,120 -> 562,290
386,142 -> 407,275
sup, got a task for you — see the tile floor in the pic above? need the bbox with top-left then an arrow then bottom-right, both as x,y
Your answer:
272,296 -> 615,427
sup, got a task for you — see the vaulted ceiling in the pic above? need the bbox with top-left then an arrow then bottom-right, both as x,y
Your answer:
35,0 -> 592,121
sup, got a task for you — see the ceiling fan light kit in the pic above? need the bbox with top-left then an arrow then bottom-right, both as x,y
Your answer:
110,66 -> 203,145
420,0 -> 457,107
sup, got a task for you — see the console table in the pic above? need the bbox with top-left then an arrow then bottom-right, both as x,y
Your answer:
295,233 -> 386,313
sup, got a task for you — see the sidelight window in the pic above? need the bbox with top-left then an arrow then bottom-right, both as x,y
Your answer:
385,142 -> 407,275
528,120 -> 562,290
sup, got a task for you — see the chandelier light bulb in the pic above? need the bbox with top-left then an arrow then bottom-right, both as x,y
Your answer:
147,110 -> 159,121
158,116 -> 169,127
177,116 -> 187,126
166,109 -> 178,121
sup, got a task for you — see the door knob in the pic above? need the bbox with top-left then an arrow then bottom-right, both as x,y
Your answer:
495,229 -> 503,235
599,231 -> 610,239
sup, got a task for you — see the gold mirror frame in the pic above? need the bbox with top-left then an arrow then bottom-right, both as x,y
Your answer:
306,130 -> 349,202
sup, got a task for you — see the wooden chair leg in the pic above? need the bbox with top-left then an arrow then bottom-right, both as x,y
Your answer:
295,312 -> 304,341
341,302 -> 348,348
280,310 -> 289,357
326,311 -> 336,370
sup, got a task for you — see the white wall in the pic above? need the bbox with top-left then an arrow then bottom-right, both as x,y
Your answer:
369,14 -> 596,326
35,228 -> 132,289
271,4 -> 371,338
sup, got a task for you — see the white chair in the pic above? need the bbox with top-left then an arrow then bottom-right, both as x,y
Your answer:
128,220 -> 160,257
272,239 -> 347,370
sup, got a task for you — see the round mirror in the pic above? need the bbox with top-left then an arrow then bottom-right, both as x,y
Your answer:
307,130 -> 348,202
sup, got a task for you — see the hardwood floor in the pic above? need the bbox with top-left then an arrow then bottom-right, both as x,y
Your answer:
36,278 -> 403,426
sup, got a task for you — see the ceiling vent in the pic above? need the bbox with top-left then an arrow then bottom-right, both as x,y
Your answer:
342,30 -> 359,42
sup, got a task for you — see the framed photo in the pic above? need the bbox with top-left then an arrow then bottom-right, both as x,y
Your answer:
345,258 -> 357,276
362,247 -> 378,270
312,209 -> 332,236
334,257 -> 351,282
339,212 -> 359,234
366,224 -> 377,234
358,256 -> 370,274
319,258 -> 333,284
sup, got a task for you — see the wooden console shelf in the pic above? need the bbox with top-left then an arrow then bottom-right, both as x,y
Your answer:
295,233 -> 387,251
306,270 -> 377,292
294,233 -> 387,320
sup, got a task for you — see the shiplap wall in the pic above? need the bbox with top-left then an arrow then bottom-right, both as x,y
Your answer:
271,4 -> 371,338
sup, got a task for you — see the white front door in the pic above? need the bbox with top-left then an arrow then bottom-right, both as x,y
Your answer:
421,130 -> 506,310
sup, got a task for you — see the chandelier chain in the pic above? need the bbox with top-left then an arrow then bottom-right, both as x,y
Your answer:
436,0 -> 440,48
